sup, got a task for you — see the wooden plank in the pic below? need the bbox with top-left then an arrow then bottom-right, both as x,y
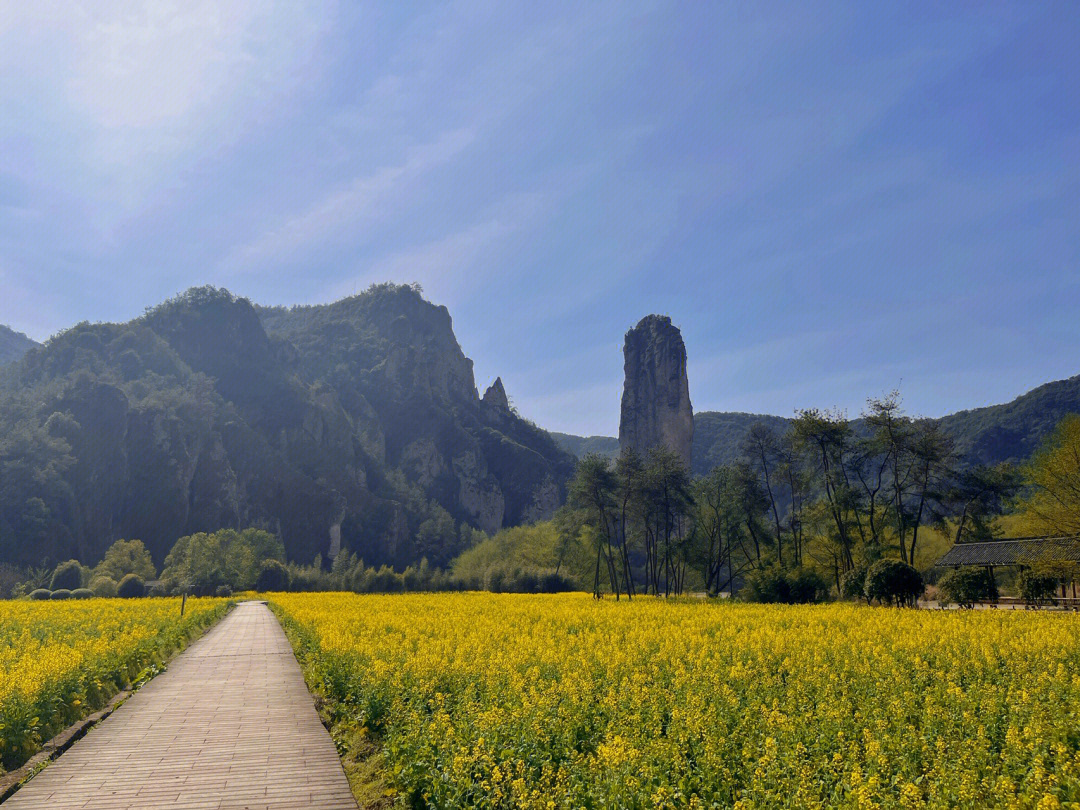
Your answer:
2,602 -> 357,810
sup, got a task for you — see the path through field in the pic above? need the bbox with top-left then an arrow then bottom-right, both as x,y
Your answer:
3,601 -> 357,810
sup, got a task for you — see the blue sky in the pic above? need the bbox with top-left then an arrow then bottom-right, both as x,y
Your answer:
1,2 -> 1078,435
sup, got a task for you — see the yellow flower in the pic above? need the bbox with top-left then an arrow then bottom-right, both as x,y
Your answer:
271,593 -> 1080,808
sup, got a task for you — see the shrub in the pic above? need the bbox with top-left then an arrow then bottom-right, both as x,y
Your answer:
839,565 -> 869,601
255,559 -> 291,592
50,560 -> 83,591
148,582 -> 169,597
90,576 -> 118,598
50,589 -> 72,600
372,566 -> 402,593
94,539 -> 156,582
864,560 -> 924,607
741,565 -> 791,603
117,574 -> 145,598
29,588 -> 52,601
539,570 -> 576,593
788,568 -> 829,604
71,588 -> 94,600
486,568 -> 507,594
288,564 -> 323,592
742,565 -> 825,604
214,585 -> 232,598
161,528 -> 286,593
1017,568 -> 1059,606
937,568 -> 997,608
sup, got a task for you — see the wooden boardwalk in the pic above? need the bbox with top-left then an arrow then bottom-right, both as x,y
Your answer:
3,602 -> 357,810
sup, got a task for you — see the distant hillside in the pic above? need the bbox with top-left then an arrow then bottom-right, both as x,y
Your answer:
937,374 -> 1080,465
548,432 -> 620,461
691,412 -> 793,474
552,414 -> 794,475
0,325 -> 37,366
552,375 -> 1080,474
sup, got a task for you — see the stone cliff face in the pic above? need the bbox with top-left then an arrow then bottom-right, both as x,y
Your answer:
0,285 -> 577,571
619,315 -> 694,468
257,285 -> 576,554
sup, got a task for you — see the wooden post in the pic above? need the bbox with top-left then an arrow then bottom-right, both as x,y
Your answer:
181,591 -> 187,617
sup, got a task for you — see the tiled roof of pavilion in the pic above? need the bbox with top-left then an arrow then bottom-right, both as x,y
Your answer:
935,536 -> 1080,567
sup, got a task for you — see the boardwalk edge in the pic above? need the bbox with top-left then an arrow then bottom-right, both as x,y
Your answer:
0,602 -> 234,805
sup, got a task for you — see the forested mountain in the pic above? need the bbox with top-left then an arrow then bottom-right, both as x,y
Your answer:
935,375 -> 1080,465
0,325 -> 37,366
547,432 -> 620,461
690,412 -> 793,474
3,282 -> 1076,575
552,376 -> 1080,474
0,285 -> 573,570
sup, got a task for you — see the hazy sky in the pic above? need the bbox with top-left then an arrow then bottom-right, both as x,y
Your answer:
1,2 -> 1078,435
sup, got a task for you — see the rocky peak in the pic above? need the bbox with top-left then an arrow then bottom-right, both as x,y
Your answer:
482,377 -> 510,413
262,284 -> 480,408
142,286 -> 273,377
618,314 -> 694,468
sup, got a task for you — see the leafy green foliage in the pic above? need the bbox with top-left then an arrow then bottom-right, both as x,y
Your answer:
839,565 -> 869,601
94,539 -> 156,582
1017,568 -> 1060,605
937,568 -> 998,608
116,574 -> 145,598
49,588 -> 72,600
741,565 -> 827,604
160,528 -> 285,594
50,559 -> 83,591
864,560 -> 924,607
255,559 -> 291,592
71,588 -> 94,600
0,324 -> 37,366
788,567 -> 830,603
452,521 -> 589,592
1015,414 -> 1080,536
28,588 -> 50,600
89,576 -> 117,597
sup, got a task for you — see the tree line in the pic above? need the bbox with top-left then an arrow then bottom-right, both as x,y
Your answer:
8,401 -> 1080,603
565,392 -> 1025,601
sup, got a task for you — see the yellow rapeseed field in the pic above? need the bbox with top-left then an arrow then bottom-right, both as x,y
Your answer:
0,598 -> 226,773
273,593 -> 1080,809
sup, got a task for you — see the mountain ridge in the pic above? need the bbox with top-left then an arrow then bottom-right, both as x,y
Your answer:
3,285 -> 1077,573
551,376 -> 1080,474
0,325 -> 38,366
0,285 -> 573,570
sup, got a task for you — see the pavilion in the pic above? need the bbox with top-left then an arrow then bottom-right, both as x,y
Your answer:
935,536 -> 1080,603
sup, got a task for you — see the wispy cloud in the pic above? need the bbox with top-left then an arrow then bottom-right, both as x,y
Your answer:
220,128 -> 476,274
323,185 -> 558,306
327,217 -> 506,302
